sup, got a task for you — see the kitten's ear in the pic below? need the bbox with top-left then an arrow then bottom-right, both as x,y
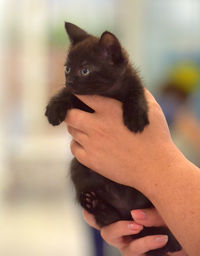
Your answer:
99,31 -> 124,64
65,22 -> 89,45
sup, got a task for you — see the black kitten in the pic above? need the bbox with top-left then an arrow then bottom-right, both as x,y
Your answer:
45,22 -> 181,256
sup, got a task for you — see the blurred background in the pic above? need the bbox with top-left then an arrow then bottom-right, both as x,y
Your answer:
0,0 -> 200,255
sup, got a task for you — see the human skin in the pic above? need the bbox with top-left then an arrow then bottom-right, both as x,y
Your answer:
83,208 -> 187,256
65,90 -> 200,256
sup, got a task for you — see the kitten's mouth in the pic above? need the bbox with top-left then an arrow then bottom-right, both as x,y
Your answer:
66,83 -> 82,94
68,87 -> 82,95
67,85 -> 94,95
66,84 -> 76,93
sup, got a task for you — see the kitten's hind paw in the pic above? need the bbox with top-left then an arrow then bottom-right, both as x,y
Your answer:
80,192 -> 98,214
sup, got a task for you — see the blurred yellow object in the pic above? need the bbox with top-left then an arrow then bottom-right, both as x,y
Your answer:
170,62 -> 200,93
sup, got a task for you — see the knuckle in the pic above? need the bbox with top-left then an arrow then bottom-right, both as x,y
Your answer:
70,140 -> 76,155
67,125 -> 73,135
92,122 -> 110,139
66,109 -> 75,124
70,140 -> 81,158
100,226 -> 112,242
71,145 -> 86,165
76,151 -> 85,164
100,222 -> 123,246
100,229 -> 113,246
100,229 -> 107,240
122,246 -> 137,256
66,109 -> 82,126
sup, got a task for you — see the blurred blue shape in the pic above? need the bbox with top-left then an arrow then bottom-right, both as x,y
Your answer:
92,228 -> 104,256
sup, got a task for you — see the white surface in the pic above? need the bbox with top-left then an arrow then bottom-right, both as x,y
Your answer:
0,133 -> 93,256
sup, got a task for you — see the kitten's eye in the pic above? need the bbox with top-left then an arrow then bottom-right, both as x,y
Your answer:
81,68 -> 90,76
65,66 -> 70,74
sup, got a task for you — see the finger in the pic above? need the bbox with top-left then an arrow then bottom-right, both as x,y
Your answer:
168,250 -> 188,256
67,126 -> 88,145
131,208 -> 165,227
144,88 -> 163,112
70,139 -> 86,163
82,210 -> 100,230
100,220 -> 143,248
144,88 -> 160,105
65,108 -> 92,133
144,88 -> 155,101
124,234 -> 168,255
144,89 -> 165,121
75,94 -> 122,115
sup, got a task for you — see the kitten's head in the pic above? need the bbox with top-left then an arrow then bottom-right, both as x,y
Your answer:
64,22 -> 128,95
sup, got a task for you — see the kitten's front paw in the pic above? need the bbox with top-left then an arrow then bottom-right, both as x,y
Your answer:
45,101 -> 67,126
123,110 -> 149,133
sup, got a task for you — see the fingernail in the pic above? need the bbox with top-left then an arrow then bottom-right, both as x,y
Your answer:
155,235 -> 168,244
128,222 -> 143,230
131,210 -> 146,220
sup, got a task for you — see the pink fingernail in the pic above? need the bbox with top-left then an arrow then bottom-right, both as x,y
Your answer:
128,222 -> 143,230
131,210 -> 146,220
155,235 -> 168,244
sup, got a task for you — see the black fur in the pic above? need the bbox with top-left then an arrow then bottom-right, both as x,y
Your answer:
45,22 -> 181,256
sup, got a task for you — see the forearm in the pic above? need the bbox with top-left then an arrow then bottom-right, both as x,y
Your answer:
133,141 -> 200,256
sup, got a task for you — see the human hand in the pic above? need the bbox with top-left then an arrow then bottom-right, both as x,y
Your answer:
65,90 -> 180,192
83,208 -> 187,256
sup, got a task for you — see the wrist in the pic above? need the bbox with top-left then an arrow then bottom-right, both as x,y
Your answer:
128,140 -> 186,198
131,142 -> 200,255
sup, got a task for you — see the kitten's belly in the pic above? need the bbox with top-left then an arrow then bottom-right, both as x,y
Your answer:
98,182 -> 153,219
70,157 -> 182,256
70,158 -> 152,223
